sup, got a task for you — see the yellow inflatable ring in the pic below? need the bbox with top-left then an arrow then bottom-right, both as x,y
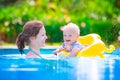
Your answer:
60,33 -> 115,58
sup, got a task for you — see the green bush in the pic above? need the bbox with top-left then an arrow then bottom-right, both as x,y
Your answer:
0,0 -> 120,46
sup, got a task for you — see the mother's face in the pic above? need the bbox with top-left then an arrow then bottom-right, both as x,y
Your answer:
36,27 -> 47,47
30,27 -> 47,47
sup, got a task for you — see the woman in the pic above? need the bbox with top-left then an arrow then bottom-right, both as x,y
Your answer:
16,20 -> 47,58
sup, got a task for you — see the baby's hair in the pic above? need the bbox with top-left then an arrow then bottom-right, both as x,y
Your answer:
62,23 -> 80,35
16,20 -> 43,54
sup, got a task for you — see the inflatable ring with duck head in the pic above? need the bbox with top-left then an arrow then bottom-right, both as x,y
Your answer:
60,33 -> 115,58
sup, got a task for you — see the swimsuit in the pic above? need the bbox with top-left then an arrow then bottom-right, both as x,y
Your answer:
26,48 -> 43,58
62,41 -> 83,52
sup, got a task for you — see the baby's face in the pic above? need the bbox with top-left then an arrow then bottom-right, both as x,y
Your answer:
63,29 -> 79,45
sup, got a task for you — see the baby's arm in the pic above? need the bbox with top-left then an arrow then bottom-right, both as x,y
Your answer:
68,47 -> 80,57
68,44 -> 88,57
53,46 -> 64,55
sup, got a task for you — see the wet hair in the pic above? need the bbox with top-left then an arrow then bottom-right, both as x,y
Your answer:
62,23 -> 80,35
16,20 -> 43,54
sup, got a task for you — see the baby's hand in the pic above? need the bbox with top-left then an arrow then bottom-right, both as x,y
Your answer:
52,50 -> 58,55
64,44 -> 72,51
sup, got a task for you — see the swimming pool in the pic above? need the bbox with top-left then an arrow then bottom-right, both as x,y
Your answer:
0,47 -> 120,80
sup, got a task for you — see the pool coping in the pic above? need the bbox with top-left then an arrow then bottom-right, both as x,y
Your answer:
0,46 -> 58,49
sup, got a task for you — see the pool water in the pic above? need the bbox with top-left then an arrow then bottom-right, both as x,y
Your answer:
0,48 -> 120,80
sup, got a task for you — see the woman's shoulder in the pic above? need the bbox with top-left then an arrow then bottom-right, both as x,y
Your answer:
25,51 -> 39,58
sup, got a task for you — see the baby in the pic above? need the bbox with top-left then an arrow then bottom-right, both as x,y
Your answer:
53,23 -> 83,57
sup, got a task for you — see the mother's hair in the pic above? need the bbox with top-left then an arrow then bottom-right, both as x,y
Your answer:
16,20 -> 43,54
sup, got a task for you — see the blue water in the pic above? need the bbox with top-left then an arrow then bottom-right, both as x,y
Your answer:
0,48 -> 120,80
